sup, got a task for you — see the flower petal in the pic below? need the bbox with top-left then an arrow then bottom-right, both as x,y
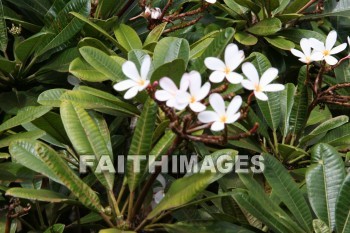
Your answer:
211,121 -> 225,131
300,38 -> 312,56
241,80 -> 255,90
155,90 -> 173,101
113,80 -> 136,91
260,68 -> 278,87
187,71 -> 201,94
190,102 -> 206,112
325,55 -> 338,65
209,71 -> 226,83
290,48 -> 305,58
159,77 -> 178,93
198,111 -> 219,123
205,0 -> 216,3
124,86 -> 139,99
180,75 -> 190,92
174,101 -> 188,111
209,93 -> 226,115
242,62 -> 259,84
326,30 -> 337,51
195,82 -> 211,101
226,72 -> 243,84
138,80 -> 150,91
309,38 -> 325,52
204,57 -> 226,71
310,51 -> 324,61
140,55 -> 151,79
227,95 -> 242,117
330,43 -> 347,55
254,91 -> 268,101
226,113 -> 241,124
122,61 -> 140,81
225,44 -> 244,71
263,84 -> 285,92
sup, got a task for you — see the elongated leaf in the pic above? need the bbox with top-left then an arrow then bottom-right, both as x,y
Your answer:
319,123 -> 350,147
313,219 -> 331,233
0,0 -> 7,52
15,32 -> 51,62
70,12 -> 126,54
263,154 -> 313,232
70,57 -> 109,82
6,188 -> 72,203
191,28 -> 235,74
257,92 -> 281,131
0,106 -> 52,132
36,0 -> 90,56
0,57 -> 16,73
280,83 -> 296,137
299,116 -> 349,146
147,149 -> 237,219
306,143 -> 346,231
163,221 -> 255,233
61,101 -> 114,190
335,173 -> 350,233
11,139 -> 103,211
79,46 -> 124,82
144,22 -> 167,48
151,59 -> 186,85
127,97 -> 158,191
234,31 -> 258,46
264,36 -> 295,50
0,130 -> 45,148
153,37 -> 190,69
37,47 -> 79,73
44,224 -> 65,233
114,24 -> 142,52
284,0 -> 309,13
38,89 -> 67,107
247,18 -> 282,36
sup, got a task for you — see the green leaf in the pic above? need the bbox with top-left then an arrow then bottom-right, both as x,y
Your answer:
234,31 -> 258,46
127,97 -> 158,191
15,32 -> 51,62
289,67 -> 308,138
304,0 -> 350,18
38,89 -> 68,107
144,22 -> 167,48
0,106 -> 52,132
114,24 -> 142,52
151,59 -> 186,85
313,219 -> 331,233
247,18 -> 282,36
257,92 -> 281,131
12,139 -> 103,211
299,115 -> 349,146
0,130 -> 45,148
36,0 -> 91,56
262,154 -> 313,232
280,83 -> 296,137
319,123 -> 350,147
153,37 -> 190,69
277,29 -> 326,43
264,36 -> 295,50
78,37 -> 114,55
306,143 -> 346,231
284,0 -> 309,13
37,47 -> 79,73
234,0 -> 261,14
70,57 -> 109,82
0,0 -> 7,52
44,224 -> 65,233
163,221 -> 255,233
0,57 -> 16,74
70,12 -> 127,54
191,28 -> 235,74
61,101 -> 114,190
79,46 -> 124,82
6,188 -> 72,203
336,173 -> 350,233
147,149 -> 237,219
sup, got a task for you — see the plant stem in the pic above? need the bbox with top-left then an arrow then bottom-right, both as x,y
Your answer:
35,202 -> 45,228
108,190 -> 122,224
127,191 -> 135,223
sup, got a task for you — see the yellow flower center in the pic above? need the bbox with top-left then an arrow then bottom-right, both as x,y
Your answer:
190,96 -> 196,103
305,56 -> 311,63
323,50 -> 330,56
220,115 -> 227,123
224,66 -> 231,75
138,79 -> 145,86
254,84 -> 262,92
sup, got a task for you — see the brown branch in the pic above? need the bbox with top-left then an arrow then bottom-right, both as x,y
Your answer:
297,0 -> 318,14
163,16 -> 203,34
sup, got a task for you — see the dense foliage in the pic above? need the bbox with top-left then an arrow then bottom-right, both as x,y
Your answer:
0,0 -> 350,232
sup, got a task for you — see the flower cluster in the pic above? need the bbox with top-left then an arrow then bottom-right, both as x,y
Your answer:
291,30 -> 348,65
114,43 -> 285,131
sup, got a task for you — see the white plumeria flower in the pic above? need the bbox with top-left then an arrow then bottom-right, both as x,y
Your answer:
151,7 -> 162,19
113,55 -> 151,99
198,94 -> 242,131
155,77 -> 190,110
348,36 -> 350,55
309,30 -> 347,65
204,43 -> 245,84
241,62 -> 284,101
290,38 -> 323,64
183,71 -> 210,112
205,0 -> 216,3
